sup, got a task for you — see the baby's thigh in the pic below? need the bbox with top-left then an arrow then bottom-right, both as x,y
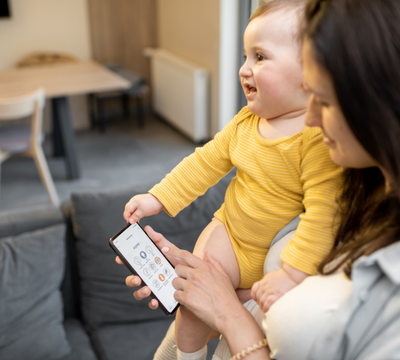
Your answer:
193,218 -> 240,289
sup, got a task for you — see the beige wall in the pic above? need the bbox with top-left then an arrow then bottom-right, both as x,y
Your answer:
156,0 -> 220,136
0,0 -> 92,131
87,0 -> 156,87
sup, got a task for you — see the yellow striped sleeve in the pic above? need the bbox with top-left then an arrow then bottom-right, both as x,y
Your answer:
280,127 -> 344,274
148,111 -> 244,216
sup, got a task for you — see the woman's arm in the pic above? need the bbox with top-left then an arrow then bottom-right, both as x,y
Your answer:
118,226 -> 271,359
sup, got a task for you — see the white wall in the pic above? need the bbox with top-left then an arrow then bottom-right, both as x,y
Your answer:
156,0 -> 221,137
219,0 -> 239,131
0,0 -> 92,130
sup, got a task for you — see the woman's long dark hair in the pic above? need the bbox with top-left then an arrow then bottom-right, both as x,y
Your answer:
303,0 -> 400,276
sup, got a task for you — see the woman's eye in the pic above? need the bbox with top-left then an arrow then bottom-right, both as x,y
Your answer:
314,97 -> 329,107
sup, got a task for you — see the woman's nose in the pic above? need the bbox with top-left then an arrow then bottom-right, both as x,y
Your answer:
305,95 -> 322,128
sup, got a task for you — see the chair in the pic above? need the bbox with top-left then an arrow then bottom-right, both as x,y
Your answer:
16,52 -> 78,68
0,88 -> 59,206
88,64 -> 148,132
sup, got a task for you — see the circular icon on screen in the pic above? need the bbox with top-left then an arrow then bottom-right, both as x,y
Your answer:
163,268 -> 171,276
152,279 -> 161,288
134,257 -> 142,265
149,263 -> 156,271
154,257 -> 161,265
143,268 -> 151,277
140,251 -> 147,259
158,274 -> 165,282
145,245 -> 154,255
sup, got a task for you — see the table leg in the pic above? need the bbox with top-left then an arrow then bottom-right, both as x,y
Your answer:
51,97 -> 81,180
52,100 -> 63,157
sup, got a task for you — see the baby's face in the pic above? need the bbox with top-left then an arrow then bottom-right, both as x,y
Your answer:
240,9 -> 308,120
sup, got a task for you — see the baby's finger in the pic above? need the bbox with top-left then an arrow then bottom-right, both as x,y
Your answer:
251,282 -> 260,301
262,294 -> 279,312
124,199 -> 139,222
256,287 -> 269,308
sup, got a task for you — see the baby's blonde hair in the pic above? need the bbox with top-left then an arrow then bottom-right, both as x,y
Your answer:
250,0 -> 306,57
252,0 -> 306,22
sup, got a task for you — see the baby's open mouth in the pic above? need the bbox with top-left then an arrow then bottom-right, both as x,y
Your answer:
245,84 -> 257,94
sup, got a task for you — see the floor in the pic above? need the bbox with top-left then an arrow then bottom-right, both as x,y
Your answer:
0,114 -> 198,211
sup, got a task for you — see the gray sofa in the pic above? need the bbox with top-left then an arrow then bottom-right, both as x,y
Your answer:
0,174 -> 234,360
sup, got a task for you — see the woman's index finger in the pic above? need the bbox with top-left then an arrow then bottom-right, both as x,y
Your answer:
162,246 -> 200,268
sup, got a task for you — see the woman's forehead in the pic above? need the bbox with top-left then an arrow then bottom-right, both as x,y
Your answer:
302,38 -> 334,99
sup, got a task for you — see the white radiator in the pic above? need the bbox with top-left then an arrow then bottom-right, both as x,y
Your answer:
144,48 -> 209,143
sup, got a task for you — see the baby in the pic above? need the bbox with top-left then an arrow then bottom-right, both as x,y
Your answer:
124,1 -> 343,359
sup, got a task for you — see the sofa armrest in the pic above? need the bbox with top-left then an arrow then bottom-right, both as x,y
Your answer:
0,204 -> 63,238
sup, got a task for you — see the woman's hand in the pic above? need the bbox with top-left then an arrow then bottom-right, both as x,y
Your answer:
163,246 -> 249,333
164,246 -> 270,358
115,256 -> 159,309
115,225 -> 190,310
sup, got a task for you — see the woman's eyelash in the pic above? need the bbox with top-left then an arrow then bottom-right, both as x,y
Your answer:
314,97 -> 329,107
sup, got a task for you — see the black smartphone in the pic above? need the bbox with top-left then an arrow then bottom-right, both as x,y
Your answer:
109,222 -> 180,316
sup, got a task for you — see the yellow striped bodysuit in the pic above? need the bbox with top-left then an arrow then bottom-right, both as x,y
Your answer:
149,107 -> 343,288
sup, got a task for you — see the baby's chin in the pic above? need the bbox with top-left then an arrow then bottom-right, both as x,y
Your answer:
247,103 -> 279,119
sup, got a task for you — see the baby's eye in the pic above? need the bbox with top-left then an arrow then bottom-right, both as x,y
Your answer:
257,53 -> 266,61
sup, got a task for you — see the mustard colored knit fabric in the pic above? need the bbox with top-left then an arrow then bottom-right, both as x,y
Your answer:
149,107 -> 343,288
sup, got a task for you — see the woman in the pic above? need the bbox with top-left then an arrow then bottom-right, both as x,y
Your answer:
121,0 -> 400,358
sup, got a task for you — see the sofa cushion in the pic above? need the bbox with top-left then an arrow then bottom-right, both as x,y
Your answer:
90,319 -> 174,360
0,203 -> 63,238
62,319 -> 98,360
70,173 -> 233,332
90,319 -> 219,360
0,224 -> 71,360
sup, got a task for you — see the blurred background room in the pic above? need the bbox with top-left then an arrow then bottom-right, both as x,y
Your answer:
0,0 -> 259,211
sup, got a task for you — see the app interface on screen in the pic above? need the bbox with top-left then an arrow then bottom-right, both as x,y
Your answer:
113,223 -> 179,312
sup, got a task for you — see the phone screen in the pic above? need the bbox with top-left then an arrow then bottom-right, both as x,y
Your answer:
111,223 -> 179,314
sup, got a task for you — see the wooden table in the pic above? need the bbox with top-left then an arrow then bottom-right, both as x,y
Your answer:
0,61 -> 131,179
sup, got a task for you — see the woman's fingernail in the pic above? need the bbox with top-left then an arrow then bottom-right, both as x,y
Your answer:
162,247 -> 169,253
144,288 -> 150,295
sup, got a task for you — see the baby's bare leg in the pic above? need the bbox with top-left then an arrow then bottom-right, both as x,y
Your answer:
175,218 -> 240,354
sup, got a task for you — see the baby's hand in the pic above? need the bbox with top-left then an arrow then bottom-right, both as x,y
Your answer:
123,193 -> 165,223
251,263 -> 309,312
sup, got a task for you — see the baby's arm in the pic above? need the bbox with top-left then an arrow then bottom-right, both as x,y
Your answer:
122,116 -> 238,223
147,113 -> 243,218
251,263 -> 308,312
123,193 -> 165,223
251,128 -> 343,312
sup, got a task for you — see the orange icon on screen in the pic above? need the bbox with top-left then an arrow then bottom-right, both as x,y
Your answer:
158,274 -> 165,281
154,257 -> 161,265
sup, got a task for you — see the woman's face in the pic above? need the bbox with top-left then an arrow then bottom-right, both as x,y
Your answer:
302,38 -> 377,169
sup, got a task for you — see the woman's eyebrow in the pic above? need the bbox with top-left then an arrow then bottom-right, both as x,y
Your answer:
304,81 -> 330,99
